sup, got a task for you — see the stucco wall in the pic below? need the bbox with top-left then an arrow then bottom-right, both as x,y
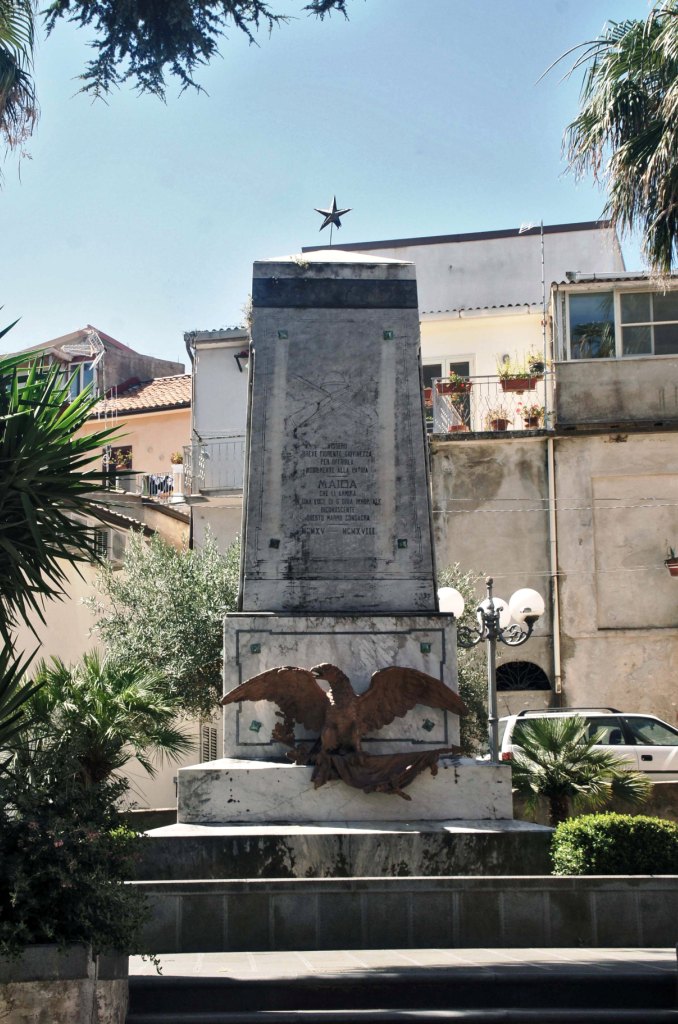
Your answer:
351,226 -> 623,313
554,433 -> 678,726
430,436 -> 554,717
421,311 -> 543,379
80,408 -> 190,475
430,429 -> 678,728
193,344 -> 249,439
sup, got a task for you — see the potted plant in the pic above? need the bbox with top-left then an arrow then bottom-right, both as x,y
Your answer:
170,450 -> 184,465
665,548 -> 678,577
436,370 -> 473,395
485,405 -> 511,431
423,387 -> 433,407
496,356 -> 538,393
519,402 -> 544,429
527,350 -> 547,376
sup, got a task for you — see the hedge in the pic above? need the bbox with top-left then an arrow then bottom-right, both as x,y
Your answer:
551,812 -> 678,875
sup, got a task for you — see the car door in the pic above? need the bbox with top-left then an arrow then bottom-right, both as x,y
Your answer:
619,716 -> 678,782
583,715 -> 640,772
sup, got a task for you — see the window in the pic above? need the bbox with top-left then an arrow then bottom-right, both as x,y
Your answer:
496,661 -> 550,691
569,292 -> 615,359
620,292 -> 678,356
92,528 -> 109,559
67,361 -> 95,398
201,724 -> 218,762
107,445 -> 133,470
621,716 -> 678,746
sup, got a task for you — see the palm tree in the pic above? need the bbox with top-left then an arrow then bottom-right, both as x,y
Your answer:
0,0 -> 37,152
511,715 -> 651,827
22,651 -> 194,786
562,3 -> 678,274
0,353 -> 117,646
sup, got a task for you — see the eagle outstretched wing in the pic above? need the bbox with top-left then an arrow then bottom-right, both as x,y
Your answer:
220,666 -> 329,732
356,666 -> 467,735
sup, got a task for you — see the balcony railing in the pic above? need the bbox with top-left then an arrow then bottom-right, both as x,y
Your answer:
136,469 -> 184,502
183,435 -> 246,494
428,374 -> 554,435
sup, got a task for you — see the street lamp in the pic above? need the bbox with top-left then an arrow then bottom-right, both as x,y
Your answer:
438,577 -> 544,763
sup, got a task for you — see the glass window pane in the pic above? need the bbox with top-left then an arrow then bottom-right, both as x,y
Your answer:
583,716 -> 624,744
569,293 -> 615,359
82,362 -> 94,390
422,363 -> 442,387
622,325 -> 652,355
652,292 -> 678,322
621,716 -> 678,746
620,292 -> 651,324
654,323 -> 678,355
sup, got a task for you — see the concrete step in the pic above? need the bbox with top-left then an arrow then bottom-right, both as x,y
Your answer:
127,949 -> 678,1022
127,1012 -> 678,1024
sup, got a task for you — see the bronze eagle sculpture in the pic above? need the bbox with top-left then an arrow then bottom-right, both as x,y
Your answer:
221,662 -> 467,799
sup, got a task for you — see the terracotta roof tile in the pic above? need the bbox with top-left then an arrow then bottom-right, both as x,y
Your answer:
93,374 -> 191,415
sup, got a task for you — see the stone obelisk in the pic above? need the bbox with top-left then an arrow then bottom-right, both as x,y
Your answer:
177,251 -> 512,823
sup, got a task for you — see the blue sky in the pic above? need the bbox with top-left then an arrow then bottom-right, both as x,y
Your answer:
2,0 -> 651,365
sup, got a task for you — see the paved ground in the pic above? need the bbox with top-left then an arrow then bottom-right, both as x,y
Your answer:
130,947 -> 677,980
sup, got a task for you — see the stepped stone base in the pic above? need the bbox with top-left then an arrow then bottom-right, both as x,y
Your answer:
140,819 -> 552,879
177,757 -> 512,824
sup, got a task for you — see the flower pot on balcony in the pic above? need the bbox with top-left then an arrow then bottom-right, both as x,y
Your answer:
523,416 -> 542,429
436,380 -> 472,395
665,557 -> 678,577
423,387 -> 433,406
489,418 -> 510,431
447,423 -> 468,433
500,376 -> 538,393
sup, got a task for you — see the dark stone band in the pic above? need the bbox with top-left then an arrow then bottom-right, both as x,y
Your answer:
253,278 -> 418,309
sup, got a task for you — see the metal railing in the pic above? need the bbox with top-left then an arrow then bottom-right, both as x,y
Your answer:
135,469 -> 184,501
183,436 -> 246,494
427,374 -> 554,435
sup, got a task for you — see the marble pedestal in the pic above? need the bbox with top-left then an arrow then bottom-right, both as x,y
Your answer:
177,758 -> 513,825
223,612 -> 459,758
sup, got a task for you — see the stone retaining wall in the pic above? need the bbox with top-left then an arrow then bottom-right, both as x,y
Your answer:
134,875 -> 678,953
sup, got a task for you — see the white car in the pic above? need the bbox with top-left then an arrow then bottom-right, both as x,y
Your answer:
498,707 -> 678,782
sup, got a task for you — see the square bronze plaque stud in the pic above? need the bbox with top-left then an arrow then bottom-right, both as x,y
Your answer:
422,719 -> 435,733
249,720 -> 263,733
383,329 -> 394,340
249,643 -> 261,654
420,642 -> 432,654
269,538 -> 280,549
397,538 -> 408,549
277,330 -> 288,340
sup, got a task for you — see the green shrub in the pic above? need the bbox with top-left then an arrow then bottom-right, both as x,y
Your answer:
0,746 -> 148,958
551,812 -> 678,875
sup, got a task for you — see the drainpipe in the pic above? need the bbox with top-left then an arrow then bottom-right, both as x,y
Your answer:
547,436 -> 563,703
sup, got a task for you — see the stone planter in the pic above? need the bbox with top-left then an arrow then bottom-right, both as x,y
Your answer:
0,944 -> 128,1024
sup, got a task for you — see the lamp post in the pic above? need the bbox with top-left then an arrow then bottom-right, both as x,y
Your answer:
438,577 -> 544,763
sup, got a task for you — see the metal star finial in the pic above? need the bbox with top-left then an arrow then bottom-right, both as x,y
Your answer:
314,196 -> 352,233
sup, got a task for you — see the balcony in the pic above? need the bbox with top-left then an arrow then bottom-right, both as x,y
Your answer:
429,374 -> 553,435
183,435 -> 246,494
555,355 -> 678,432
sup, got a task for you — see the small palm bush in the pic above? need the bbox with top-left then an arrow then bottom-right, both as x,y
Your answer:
511,715 -> 652,826
552,813 -> 678,875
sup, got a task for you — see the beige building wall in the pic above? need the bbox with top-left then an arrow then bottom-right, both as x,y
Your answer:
421,310 -> 544,379
430,430 -> 678,729
430,437 -> 554,719
79,407 -> 190,475
554,432 -> 678,728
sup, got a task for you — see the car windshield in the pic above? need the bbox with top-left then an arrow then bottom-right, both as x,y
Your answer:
621,716 -> 678,746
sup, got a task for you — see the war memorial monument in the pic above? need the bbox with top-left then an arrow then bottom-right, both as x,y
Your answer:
177,249 -> 515,824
